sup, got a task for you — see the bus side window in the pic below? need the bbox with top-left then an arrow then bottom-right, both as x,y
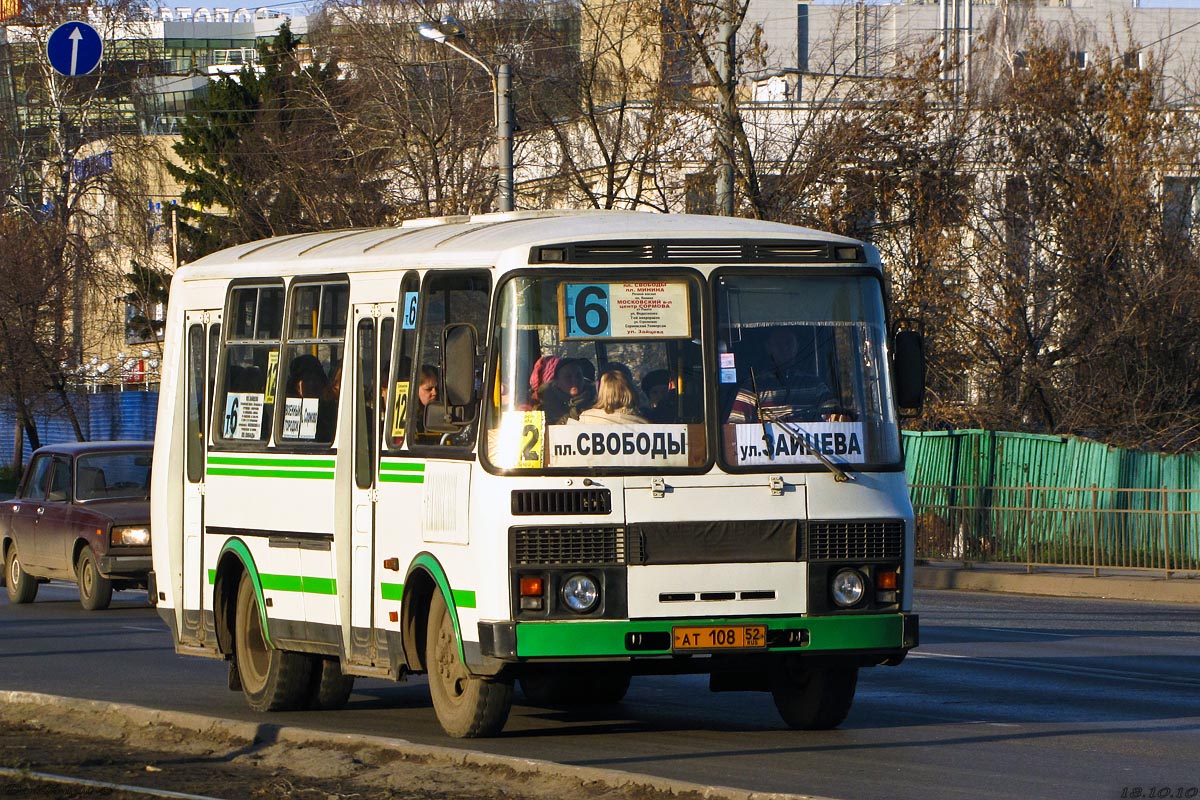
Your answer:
413,271 -> 490,448
217,283 -> 283,444
278,280 -> 349,446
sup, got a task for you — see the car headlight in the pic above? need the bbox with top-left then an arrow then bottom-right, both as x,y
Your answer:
831,568 -> 865,607
111,526 -> 151,547
561,574 -> 600,613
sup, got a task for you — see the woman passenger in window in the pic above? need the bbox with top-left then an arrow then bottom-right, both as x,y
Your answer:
413,364 -> 440,433
535,357 -> 596,424
572,367 -> 647,425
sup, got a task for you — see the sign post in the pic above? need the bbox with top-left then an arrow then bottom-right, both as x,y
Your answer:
46,21 -> 103,77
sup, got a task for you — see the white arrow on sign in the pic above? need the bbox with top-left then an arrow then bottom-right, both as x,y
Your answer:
69,26 -> 83,76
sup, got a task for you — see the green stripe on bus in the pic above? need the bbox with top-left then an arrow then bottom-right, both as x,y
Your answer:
205,570 -> 336,595
379,461 -> 425,472
513,613 -> 906,658
208,456 -> 335,468
207,467 -> 334,480
378,583 -> 473,608
379,473 -> 424,483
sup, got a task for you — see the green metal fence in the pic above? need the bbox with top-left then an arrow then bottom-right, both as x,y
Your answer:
904,430 -> 1200,577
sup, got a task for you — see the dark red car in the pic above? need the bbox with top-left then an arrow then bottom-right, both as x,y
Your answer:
1,441 -> 152,610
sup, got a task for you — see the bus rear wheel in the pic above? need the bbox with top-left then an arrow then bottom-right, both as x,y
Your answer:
426,591 -> 512,738
770,658 -> 858,730
307,656 -> 355,710
234,572 -> 312,712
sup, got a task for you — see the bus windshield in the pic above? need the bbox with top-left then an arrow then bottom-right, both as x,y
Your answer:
715,272 -> 901,469
485,273 -> 707,471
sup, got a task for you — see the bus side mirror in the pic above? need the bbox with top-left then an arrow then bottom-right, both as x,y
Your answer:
893,329 -> 925,415
443,323 -> 478,414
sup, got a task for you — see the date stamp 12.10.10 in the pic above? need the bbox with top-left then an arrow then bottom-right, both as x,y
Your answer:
1121,787 -> 1199,799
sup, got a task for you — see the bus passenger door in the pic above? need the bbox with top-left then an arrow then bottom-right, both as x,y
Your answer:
182,310 -> 221,645
348,304 -> 392,666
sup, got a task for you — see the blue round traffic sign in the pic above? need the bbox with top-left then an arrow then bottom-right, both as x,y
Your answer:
46,21 -> 103,77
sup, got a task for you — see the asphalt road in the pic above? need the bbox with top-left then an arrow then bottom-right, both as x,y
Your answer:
2,585 -> 1198,800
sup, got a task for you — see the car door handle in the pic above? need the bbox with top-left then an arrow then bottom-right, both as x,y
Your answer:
36,507 -> 45,516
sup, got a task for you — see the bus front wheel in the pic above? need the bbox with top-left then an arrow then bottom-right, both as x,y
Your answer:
234,572 -> 312,712
426,591 -> 512,738
770,658 -> 858,730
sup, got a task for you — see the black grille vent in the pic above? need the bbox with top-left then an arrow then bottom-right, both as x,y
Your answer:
512,526 -> 626,565
530,239 -> 864,265
572,243 -> 655,262
807,520 -> 904,561
754,242 -> 839,261
511,489 -> 612,516
663,242 -> 745,260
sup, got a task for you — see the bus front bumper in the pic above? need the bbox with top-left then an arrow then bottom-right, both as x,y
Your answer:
479,612 -> 918,661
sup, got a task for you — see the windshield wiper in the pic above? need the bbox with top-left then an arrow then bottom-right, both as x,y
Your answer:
758,408 -> 853,484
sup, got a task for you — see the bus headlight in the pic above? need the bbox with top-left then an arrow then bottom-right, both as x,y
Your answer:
561,574 -> 600,613
831,569 -> 865,607
111,526 -> 151,547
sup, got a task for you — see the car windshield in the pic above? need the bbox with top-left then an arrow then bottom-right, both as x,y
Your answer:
76,451 -> 152,501
714,272 -> 902,469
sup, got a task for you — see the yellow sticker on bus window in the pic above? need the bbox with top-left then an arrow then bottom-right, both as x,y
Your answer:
264,350 -> 279,404
392,381 -> 410,439
493,410 -> 545,468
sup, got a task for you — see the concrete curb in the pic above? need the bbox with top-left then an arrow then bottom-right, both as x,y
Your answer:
1,690 -> 830,800
915,564 -> 1200,604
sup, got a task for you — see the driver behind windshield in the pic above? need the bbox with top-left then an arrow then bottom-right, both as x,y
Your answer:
726,327 -> 850,424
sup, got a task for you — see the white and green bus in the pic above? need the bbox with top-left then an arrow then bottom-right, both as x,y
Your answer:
151,210 -> 924,737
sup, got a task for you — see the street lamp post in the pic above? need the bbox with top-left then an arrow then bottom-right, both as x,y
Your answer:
418,16 -> 515,212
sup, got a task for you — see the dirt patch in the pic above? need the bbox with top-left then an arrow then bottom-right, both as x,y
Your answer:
0,694 -> 745,800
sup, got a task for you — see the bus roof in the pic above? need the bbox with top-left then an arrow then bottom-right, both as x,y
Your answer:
177,209 -> 875,280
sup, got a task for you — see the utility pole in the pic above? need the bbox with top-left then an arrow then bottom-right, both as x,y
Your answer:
496,62 -> 514,212
716,17 -> 735,216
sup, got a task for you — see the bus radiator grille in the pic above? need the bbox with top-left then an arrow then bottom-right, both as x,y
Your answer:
511,526 -> 626,566
807,520 -> 904,562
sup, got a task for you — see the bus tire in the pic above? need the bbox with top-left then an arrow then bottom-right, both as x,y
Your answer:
6,544 -> 38,604
234,571 -> 312,712
307,656 -> 355,710
770,659 -> 858,730
426,590 -> 512,738
520,665 -> 630,706
77,549 -> 113,611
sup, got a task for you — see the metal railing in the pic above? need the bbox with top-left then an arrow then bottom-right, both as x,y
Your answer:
910,484 -> 1200,578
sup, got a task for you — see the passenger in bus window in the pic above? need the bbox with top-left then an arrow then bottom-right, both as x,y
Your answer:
572,367 -> 647,425
317,364 -> 341,441
641,369 -> 678,424
288,354 -> 328,399
535,357 -> 595,424
726,327 -> 850,424
413,364 -> 439,433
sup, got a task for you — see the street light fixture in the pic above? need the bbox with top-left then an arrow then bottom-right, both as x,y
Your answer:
417,16 -> 515,212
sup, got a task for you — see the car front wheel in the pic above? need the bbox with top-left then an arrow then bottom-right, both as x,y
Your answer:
77,549 -> 113,611
6,544 -> 38,604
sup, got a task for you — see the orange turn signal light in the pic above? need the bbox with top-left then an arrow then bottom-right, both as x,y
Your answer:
520,576 -> 545,597
876,570 -> 898,590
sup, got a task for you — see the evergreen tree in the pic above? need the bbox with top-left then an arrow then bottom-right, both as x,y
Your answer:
169,24 -> 391,259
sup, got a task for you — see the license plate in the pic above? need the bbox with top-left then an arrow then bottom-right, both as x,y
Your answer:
672,624 -> 767,651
